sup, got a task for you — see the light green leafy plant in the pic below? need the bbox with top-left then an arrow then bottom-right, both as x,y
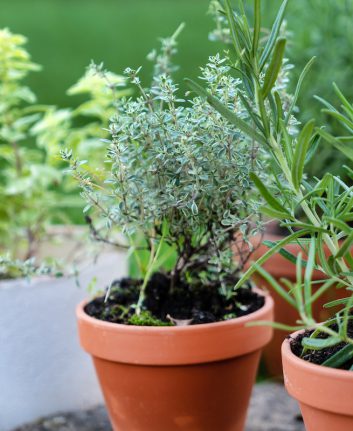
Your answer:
189,0 -> 353,368
0,28 -> 128,278
63,24 -> 293,316
0,28 -> 59,263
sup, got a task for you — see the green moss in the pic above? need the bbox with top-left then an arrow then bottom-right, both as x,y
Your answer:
128,311 -> 172,327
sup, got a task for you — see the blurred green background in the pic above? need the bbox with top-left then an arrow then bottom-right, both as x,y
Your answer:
1,0 -> 352,176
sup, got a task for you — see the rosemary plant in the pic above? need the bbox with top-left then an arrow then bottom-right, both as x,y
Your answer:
188,0 -> 353,368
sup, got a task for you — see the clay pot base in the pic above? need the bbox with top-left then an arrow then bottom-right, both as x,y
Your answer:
95,352 -> 260,431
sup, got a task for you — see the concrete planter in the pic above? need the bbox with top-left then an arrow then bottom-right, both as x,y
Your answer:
0,227 -> 127,431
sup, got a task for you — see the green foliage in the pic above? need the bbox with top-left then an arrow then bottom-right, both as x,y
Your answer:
193,0 -> 353,367
0,28 -> 128,278
0,255 -> 62,280
0,28 -> 56,263
64,22 -> 294,314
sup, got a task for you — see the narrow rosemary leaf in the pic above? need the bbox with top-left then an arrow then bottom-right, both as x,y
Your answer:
302,336 -> 342,350
263,240 -> 308,267
322,344 -> 353,368
291,120 -> 315,190
262,38 -> 286,98
285,56 -> 316,125
259,0 -> 289,70
324,297 -> 351,309
336,230 -> 353,259
185,78 -> 266,145
250,172 -> 289,213
234,229 -> 310,289
252,0 -> 261,58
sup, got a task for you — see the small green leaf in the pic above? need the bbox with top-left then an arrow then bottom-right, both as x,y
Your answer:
317,128 -> 353,163
252,0 -> 261,58
285,57 -> 316,125
234,229 -> 310,289
302,336 -> 342,350
262,38 -> 286,98
324,297 -> 351,309
252,262 -> 296,307
259,0 -> 289,70
336,230 -> 353,259
291,120 -> 315,190
333,83 -> 353,119
260,206 -> 292,220
250,172 -> 289,214
224,0 -> 242,58
263,240 -> 308,267
322,344 -> 353,368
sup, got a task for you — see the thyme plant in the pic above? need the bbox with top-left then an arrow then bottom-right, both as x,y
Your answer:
189,0 -> 353,368
63,23 -> 294,317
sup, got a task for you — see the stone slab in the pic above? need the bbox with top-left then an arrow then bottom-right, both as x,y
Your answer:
12,383 -> 305,431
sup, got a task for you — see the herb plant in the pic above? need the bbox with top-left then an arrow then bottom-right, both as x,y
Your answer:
63,23 -> 293,323
0,28 -> 128,278
189,0 -> 353,368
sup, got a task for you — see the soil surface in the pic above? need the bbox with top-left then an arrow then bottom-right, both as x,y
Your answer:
12,383 -> 304,431
85,272 -> 264,325
290,319 -> 353,369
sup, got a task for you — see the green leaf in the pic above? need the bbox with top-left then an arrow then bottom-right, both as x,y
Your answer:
291,120 -> 315,190
259,0 -> 289,70
247,321 -> 304,331
185,78 -> 266,145
252,0 -> 261,58
250,172 -> 289,213
325,217 -> 351,234
317,128 -> 353,162
302,336 -> 342,350
224,0 -> 242,58
263,239 -> 308,267
260,206 -> 292,220
333,83 -> 353,119
322,344 -> 353,368
324,297 -> 351,309
252,262 -> 296,307
304,237 -> 316,317
262,38 -> 286,98
322,109 -> 353,132
234,229 -> 310,289
336,230 -> 353,259
285,57 -> 316,125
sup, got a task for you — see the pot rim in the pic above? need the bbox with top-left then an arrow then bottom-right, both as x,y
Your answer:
77,288 -> 274,365
282,330 -> 353,379
77,287 -> 273,333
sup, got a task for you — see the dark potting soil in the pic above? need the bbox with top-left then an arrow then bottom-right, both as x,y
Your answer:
85,272 -> 265,326
290,320 -> 353,369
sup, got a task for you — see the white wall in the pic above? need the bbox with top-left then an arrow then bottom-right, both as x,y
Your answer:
0,250 -> 127,431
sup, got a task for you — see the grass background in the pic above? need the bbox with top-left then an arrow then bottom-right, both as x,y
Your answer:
1,0 -> 352,177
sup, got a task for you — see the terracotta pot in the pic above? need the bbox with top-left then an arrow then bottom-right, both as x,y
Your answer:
246,231 -> 345,378
282,335 -> 353,431
77,291 -> 274,431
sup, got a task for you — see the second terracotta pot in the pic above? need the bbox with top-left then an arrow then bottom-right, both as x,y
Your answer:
77,291 -> 273,431
282,335 -> 353,431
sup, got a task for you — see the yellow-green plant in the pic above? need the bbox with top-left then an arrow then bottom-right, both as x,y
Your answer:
0,28 -> 128,278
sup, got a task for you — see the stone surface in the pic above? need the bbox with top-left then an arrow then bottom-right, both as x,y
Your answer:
12,383 -> 305,431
